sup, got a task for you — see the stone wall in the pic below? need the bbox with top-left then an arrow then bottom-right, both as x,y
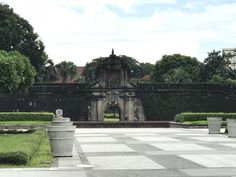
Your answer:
0,83 -> 89,121
136,83 -> 236,121
1,82 -> 236,121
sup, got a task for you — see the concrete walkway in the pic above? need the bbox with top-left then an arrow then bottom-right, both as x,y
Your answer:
1,128 -> 236,177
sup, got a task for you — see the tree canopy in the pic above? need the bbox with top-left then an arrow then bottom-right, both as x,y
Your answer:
152,54 -> 202,82
55,61 -> 77,83
83,55 -> 154,83
199,50 -> 234,82
0,3 -> 47,80
39,59 -> 58,82
0,50 -> 36,93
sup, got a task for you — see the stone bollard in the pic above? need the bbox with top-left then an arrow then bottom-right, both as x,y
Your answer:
207,117 -> 222,134
227,118 -> 236,138
47,109 -> 75,157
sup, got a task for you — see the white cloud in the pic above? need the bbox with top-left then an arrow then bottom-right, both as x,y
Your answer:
1,0 -> 236,66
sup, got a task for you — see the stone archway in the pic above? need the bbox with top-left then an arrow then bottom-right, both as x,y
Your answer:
87,50 -> 145,122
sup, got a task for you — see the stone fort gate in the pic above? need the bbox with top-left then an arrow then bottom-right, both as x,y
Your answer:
0,49 -> 236,121
87,50 -> 145,121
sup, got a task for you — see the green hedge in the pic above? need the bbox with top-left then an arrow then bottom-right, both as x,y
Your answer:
175,112 -> 236,123
0,128 -> 46,165
0,112 -> 54,121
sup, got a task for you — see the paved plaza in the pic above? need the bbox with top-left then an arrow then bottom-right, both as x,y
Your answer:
1,128 -> 236,177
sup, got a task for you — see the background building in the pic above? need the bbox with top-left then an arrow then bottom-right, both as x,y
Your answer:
223,48 -> 236,70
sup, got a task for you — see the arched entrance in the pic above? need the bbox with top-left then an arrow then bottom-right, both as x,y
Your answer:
103,105 -> 121,122
87,50 -> 146,122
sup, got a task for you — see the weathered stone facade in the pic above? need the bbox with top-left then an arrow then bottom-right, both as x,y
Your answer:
87,50 -> 145,121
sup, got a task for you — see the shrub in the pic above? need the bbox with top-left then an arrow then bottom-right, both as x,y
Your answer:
0,112 -> 54,121
0,128 -> 46,165
0,151 -> 29,165
175,112 -> 236,123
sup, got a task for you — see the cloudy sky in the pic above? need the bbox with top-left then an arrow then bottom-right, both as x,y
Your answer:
2,0 -> 236,66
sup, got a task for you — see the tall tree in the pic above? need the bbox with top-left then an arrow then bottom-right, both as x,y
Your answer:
0,3 -> 47,80
139,62 -> 154,80
118,55 -> 140,78
55,61 -> 77,83
0,50 -> 36,93
199,50 -> 233,82
83,57 -> 105,83
152,54 -> 202,82
39,59 -> 58,82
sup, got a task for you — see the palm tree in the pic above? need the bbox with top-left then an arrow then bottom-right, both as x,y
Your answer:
55,61 -> 77,83
42,59 -> 58,82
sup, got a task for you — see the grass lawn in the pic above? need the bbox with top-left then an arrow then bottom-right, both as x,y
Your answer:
183,120 -> 226,125
0,128 -> 52,167
27,134 -> 52,167
104,113 -> 120,122
182,120 -> 208,125
103,118 -> 120,122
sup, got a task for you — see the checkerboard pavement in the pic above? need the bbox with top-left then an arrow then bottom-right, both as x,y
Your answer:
1,128 -> 236,177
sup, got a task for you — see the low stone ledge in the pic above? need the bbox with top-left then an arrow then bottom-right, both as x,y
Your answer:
73,121 -> 170,128
0,124 -> 47,130
73,121 -> 210,128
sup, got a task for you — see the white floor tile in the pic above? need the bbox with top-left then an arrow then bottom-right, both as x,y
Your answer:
76,133 -> 108,137
189,136 -> 236,142
76,137 -> 118,143
125,133 -> 157,136
151,143 -> 214,151
220,143 -> 236,148
179,154 -> 236,167
81,144 -> 135,153
132,136 -> 181,142
87,155 -> 165,170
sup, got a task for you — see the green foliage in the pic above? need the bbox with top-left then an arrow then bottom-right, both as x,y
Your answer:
139,62 -> 154,81
83,57 -> 105,83
162,67 -> 192,83
0,128 -> 46,165
182,120 -> 208,125
28,132 -> 52,167
207,75 -> 236,84
152,54 -> 202,82
0,50 -> 36,93
83,55 -> 154,83
103,118 -> 119,122
175,112 -> 236,123
0,151 -> 29,165
0,3 -> 47,79
39,59 -> 58,82
200,50 -> 234,82
119,55 -> 140,78
55,61 -> 77,83
104,113 -> 119,118
0,112 -> 54,121
224,78 -> 236,84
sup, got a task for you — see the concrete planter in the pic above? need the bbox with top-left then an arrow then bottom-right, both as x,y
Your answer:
47,126 -> 76,157
51,118 -> 73,126
227,118 -> 236,138
207,117 -> 222,134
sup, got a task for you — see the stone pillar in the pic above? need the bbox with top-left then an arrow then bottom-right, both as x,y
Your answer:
134,99 -> 146,121
90,99 -> 97,121
97,99 -> 104,121
127,97 -> 135,121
